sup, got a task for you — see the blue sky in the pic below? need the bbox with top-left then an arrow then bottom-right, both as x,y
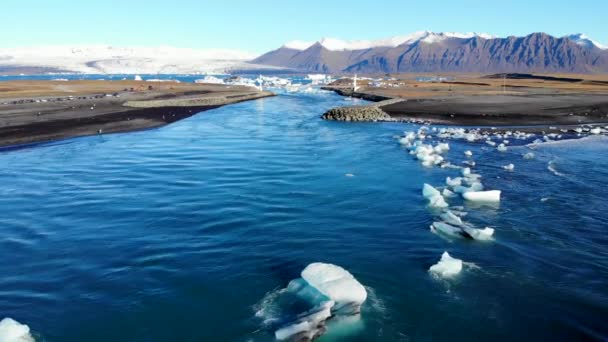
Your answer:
1,0 -> 607,53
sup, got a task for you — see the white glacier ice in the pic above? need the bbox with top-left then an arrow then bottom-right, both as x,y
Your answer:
431,222 -> 464,238
464,150 -> 473,157
260,263 -> 368,341
463,190 -> 501,203
0,318 -> 34,342
462,226 -> 495,241
440,211 -> 464,226
503,164 -> 515,171
274,301 -> 333,341
423,184 -> 449,208
429,252 -> 463,278
446,177 -> 462,187
523,152 -> 535,160
301,263 -> 367,310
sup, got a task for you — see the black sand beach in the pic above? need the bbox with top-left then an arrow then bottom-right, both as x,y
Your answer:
0,80 -> 274,147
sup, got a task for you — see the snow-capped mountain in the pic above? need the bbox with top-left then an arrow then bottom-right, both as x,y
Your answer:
565,34 -> 607,50
282,31 -> 497,51
0,45 -> 264,74
254,32 -> 608,73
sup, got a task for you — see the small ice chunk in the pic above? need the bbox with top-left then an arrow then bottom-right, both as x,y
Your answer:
497,144 -> 507,152
431,222 -> 463,237
134,75 -> 143,81
486,140 -> 496,147
590,127 -> 601,135
523,152 -> 535,160
0,318 -> 34,342
442,189 -> 456,198
422,184 -> 441,199
462,226 -> 495,241
440,211 -> 463,226
464,150 -> 473,157
423,184 -> 448,208
503,164 -> 515,171
429,252 -> 463,278
434,143 -> 450,154
446,177 -> 462,187
463,190 -> 501,202
462,167 -> 471,176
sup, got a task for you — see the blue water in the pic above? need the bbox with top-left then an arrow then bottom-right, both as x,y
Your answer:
0,81 -> 607,341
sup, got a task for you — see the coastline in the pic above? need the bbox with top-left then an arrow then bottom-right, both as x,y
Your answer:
0,80 -> 274,147
321,74 -> 608,130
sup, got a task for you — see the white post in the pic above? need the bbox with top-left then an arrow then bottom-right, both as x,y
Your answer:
353,74 -> 359,92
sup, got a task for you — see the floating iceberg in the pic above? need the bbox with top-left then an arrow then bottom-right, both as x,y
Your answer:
462,226 -> 495,241
463,190 -> 501,203
440,211 -> 464,226
429,252 -> 463,278
431,221 -> 465,238
274,301 -> 333,341
503,164 -> 515,171
0,318 -> 34,342
259,263 -> 368,341
301,263 -> 367,313
497,144 -> 507,152
423,184 -> 449,208
446,177 -> 462,187
464,150 -> 473,157
523,152 -> 535,160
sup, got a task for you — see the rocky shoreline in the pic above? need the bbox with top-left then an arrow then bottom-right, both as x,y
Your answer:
321,84 -> 608,129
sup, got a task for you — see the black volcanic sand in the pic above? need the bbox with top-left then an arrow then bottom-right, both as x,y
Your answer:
0,82 -> 273,147
380,94 -> 608,126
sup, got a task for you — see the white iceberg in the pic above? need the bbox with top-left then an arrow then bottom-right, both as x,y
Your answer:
0,318 -> 34,342
463,190 -> 501,203
429,252 -> 463,278
442,189 -> 456,198
440,211 -> 464,226
497,144 -> 507,152
464,150 -> 473,157
423,184 -> 449,208
263,263 -> 368,341
431,222 -> 464,238
523,152 -> 535,160
503,164 -> 515,171
462,226 -> 495,241
301,262 -> 367,310
590,127 -> 602,135
275,301 -> 333,341
446,177 -> 462,187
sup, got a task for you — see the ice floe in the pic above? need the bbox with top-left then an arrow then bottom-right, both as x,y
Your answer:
503,163 -> 515,171
463,190 -> 501,203
257,263 -> 367,341
0,318 -> 34,342
423,184 -> 449,208
523,152 -> 535,160
429,252 -> 463,278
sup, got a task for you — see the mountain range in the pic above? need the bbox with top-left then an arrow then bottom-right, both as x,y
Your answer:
1,32 -> 607,75
253,31 -> 608,74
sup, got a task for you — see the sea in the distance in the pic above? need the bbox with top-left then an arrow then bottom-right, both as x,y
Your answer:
0,75 -> 607,341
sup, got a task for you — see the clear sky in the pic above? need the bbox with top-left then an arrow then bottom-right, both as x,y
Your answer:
1,0 -> 607,53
